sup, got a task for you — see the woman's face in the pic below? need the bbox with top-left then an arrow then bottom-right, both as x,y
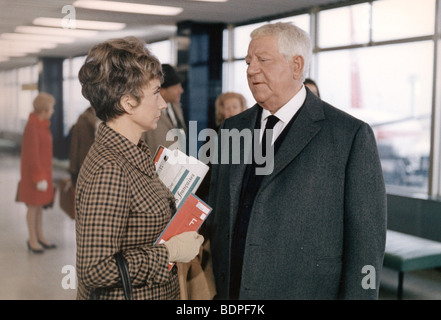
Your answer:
132,79 -> 167,132
223,97 -> 243,119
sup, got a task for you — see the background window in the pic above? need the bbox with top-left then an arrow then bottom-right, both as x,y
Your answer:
223,60 -> 255,108
271,14 -> 310,34
233,22 -> 267,59
0,65 -> 38,136
372,0 -> 436,42
63,55 -> 89,136
318,3 -> 371,48
148,39 -> 174,65
317,41 -> 434,193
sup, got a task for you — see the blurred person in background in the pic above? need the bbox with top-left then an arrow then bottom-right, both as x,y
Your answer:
68,106 -> 100,186
76,37 -> 203,300
197,91 -> 248,201
18,92 -> 57,253
304,78 -> 320,98
214,92 -> 248,130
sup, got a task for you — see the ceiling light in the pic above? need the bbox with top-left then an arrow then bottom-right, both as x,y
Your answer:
33,17 -> 126,31
15,26 -> 98,38
73,0 -> 183,16
0,52 -> 27,57
1,33 -> 75,44
0,40 -> 57,50
1,47 -> 41,54
190,0 -> 228,2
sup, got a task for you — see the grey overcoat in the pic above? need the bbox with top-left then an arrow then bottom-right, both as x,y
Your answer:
207,89 -> 387,300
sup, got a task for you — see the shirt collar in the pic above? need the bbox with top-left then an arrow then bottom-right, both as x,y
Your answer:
261,85 -> 307,125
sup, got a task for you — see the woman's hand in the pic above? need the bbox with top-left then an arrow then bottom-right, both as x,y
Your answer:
164,231 -> 204,263
36,180 -> 48,192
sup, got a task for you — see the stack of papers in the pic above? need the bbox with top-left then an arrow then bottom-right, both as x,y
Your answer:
153,146 -> 212,270
154,146 -> 209,208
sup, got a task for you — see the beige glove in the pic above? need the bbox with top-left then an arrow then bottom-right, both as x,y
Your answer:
164,231 -> 204,263
36,180 -> 48,192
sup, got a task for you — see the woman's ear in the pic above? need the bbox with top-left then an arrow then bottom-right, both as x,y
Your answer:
291,55 -> 305,80
120,94 -> 135,114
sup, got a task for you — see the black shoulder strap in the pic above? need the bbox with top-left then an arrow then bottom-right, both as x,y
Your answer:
114,252 -> 133,300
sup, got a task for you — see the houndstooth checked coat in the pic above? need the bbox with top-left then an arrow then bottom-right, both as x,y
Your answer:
75,123 -> 179,299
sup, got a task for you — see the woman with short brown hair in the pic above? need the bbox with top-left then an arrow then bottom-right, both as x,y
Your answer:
76,36 -> 203,300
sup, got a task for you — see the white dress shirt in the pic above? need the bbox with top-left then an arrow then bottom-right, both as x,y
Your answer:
259,85 -> 307,144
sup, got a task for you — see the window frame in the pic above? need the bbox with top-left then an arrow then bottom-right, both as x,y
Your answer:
222,0 -> 441,199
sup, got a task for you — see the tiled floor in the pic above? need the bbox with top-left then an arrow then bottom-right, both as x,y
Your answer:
0,146 -> 77,300
1,142 -> 440,300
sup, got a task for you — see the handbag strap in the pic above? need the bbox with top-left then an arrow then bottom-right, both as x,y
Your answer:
89,252 -> 133,300
114,252 -> 133,300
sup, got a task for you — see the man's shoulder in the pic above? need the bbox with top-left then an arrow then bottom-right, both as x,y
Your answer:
319,99 -> 368,128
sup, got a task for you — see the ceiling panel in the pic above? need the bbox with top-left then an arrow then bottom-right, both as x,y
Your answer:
0,0 -> 348,70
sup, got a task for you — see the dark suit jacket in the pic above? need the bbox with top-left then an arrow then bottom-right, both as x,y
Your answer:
207,89 -> 387,300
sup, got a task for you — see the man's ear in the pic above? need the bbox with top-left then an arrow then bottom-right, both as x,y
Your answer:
120,94 -> 135,114
291,55 -> 304,80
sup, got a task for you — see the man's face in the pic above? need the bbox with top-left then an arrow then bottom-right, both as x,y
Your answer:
246,35 -> 301,113
160,83 -> 184,104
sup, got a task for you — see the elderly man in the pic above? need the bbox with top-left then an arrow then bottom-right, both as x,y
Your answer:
207,22 -> 387,300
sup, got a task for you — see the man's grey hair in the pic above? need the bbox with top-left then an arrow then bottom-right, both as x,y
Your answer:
250,22 -> 312,81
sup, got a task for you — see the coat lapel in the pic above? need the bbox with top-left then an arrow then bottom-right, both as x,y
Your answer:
171,102 -> 187,132
224,96 -> 324,222
227,106 -> 259,225
259,94 -> 325,191
161,108 -> 174,129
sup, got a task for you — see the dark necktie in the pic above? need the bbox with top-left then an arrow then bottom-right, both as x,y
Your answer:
261,115 -> 279,157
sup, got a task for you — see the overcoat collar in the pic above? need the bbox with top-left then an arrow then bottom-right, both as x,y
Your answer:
258,90 -> 324,192
95,122 -> 156,178
228,90 -> 325,202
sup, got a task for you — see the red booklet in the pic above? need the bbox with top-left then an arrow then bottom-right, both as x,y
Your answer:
155,193 -> 212,270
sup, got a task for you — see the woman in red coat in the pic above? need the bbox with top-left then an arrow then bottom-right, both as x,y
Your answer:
18,92 -> 56,253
